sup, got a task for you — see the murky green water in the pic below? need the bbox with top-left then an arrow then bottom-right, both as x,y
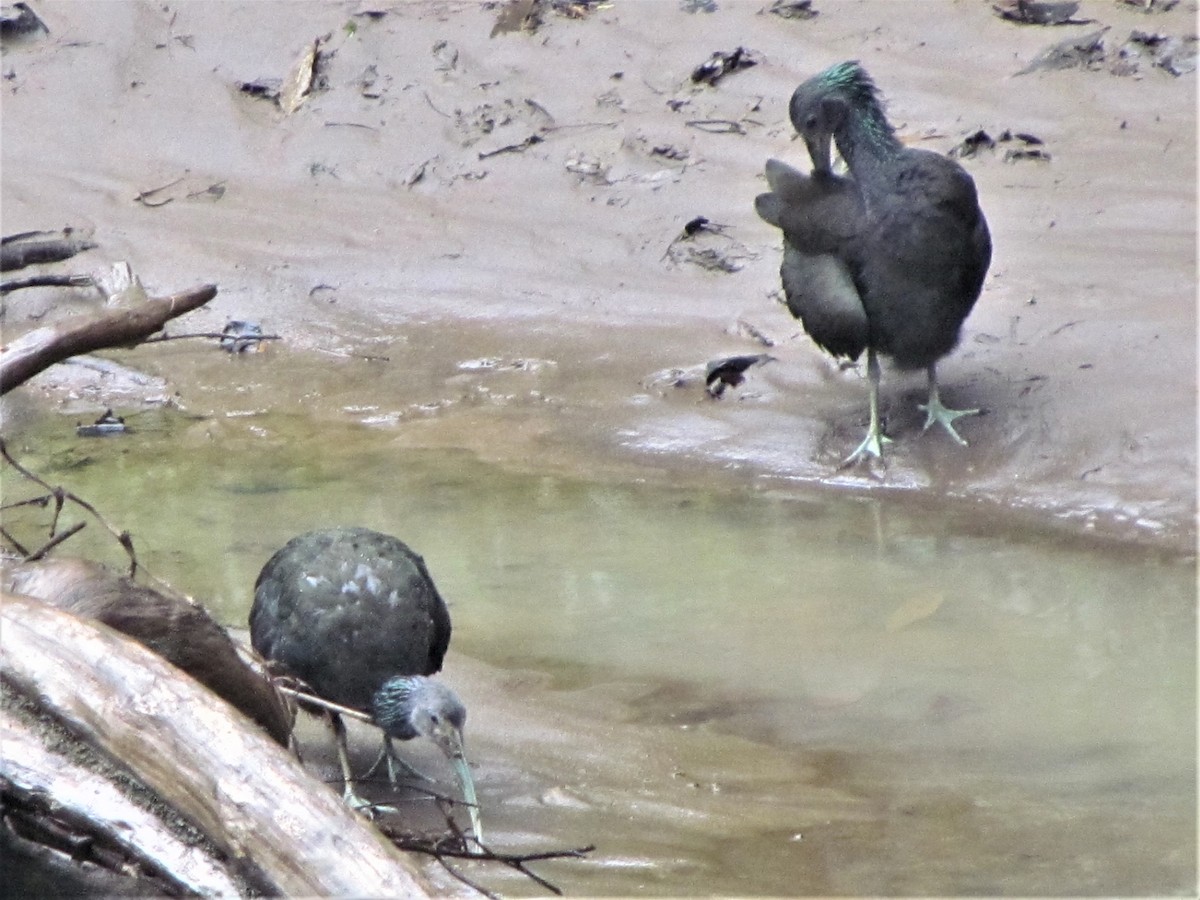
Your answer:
3,408 -> 1195,895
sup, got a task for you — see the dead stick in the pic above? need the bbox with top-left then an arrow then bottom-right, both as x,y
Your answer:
0,283 -> 217,393
685,119 -> 745,134
25,521 -> 86,561
0,439 -> 141,577
1,274 -> 95,294
0,495 -> 52,513
478,134 -> 544,160
434,854 -> 498,899
0,525 -> 30,557
276,685 -> 374,725
141,332 -> 281,345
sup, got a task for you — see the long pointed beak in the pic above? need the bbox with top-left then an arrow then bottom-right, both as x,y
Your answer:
434,724 -> 483,845
804,131 -> 834,177
450,754 -> 482,846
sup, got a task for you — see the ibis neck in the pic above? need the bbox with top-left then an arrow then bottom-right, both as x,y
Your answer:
372,677 -> 420,740
834,101 -> 904,201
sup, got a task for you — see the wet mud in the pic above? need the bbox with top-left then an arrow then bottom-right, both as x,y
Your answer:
2,0 -> 1196,549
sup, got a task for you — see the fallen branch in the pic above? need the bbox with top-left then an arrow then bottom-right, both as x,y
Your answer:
0,235 -> 97,272
379,813 -> 594,899
3,709 -> 245,897
0,282 -> 217,393
1,273 -> 95,294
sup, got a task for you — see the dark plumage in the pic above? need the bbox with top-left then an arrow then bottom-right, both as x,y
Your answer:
755,61 -> 992,463
251,527 -> 450,710
250,526 -> 480,840
756,160 -> 866,359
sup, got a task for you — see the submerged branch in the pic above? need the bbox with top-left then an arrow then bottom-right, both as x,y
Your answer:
0,440 -> 142,578
378,812 -> 594,898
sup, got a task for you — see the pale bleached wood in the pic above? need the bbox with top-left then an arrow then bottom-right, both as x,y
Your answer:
0,592 -> 436,898
1,710 -> 245,897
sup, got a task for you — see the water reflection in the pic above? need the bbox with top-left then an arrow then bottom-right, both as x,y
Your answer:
5,408 -> 1195,895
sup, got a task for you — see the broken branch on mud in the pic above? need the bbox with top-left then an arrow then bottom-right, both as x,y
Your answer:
0,282 -> 217,394
0,273 -> 95,294
0,231 -> 97,272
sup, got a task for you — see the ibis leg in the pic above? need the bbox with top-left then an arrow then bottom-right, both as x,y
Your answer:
328,712 -> 397,815
364,736 -> 434,783
843,348 -> 892,465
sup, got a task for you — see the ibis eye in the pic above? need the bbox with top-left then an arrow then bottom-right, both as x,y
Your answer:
806,115 -> 819,129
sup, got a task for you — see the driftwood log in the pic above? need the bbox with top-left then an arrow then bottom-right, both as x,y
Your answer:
4,558 -> 293,746
0,234 -> 97,272
0,282 -> 217,394
3,709 -> 246,897
0,593 -> 437,897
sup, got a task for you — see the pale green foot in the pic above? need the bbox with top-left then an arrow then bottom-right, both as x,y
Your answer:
343,784 -> 400,817
384,737 -> 433,784
919,364 -> 978,446
367,736 -> 434,784
332,712 -> 399,816
842,425 -> 893,466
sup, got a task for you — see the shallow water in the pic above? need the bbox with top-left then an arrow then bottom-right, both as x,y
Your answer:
4,408 -> 1195,896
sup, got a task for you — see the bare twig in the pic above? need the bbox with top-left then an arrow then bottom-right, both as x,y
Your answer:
540,121 -> 619,133
378,812 -> 593,898
0,439 -> 142,577
0,495 -> 52,513
141,331 -> 282,344
434,853 -> 498,899
0,525 -> 30,557
509,856 -> 567,895
1,274 -> 95,294
133,177 -> 185,207
46,488 -> 64,537
276,684 -> 375,725
478,134 -> 544,160
422,90 -> 451,118
685,118 -> 746,134
184,182 -> 227,200
324,121 -> 379,131
25,520 -> 86,561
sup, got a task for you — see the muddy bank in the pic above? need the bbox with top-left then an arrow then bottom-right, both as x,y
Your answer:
3,0 -> 1195,551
